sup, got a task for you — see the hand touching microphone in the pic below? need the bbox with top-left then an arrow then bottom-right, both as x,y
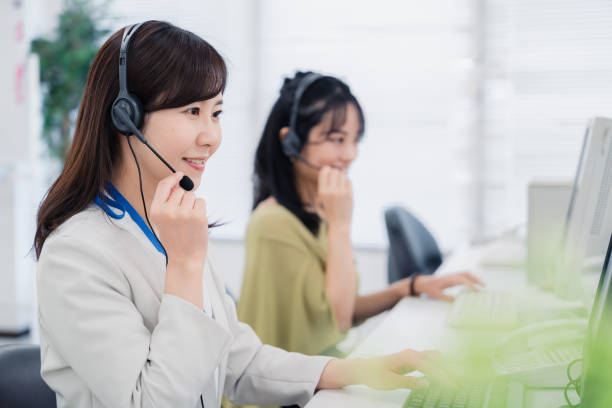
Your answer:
317,166 -> 353,228
317,166 -> 356,331
151,172 -> 208,309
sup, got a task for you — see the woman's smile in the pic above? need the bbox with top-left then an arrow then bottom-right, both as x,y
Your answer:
183,156 -> 208,172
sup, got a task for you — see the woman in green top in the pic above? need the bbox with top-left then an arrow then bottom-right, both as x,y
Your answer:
238,71 -> 483,358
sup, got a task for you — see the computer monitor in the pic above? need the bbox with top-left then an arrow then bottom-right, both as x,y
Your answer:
579,233 -> 612,407
554,117 -> 612,300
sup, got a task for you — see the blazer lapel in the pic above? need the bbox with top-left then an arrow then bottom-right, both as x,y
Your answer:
112,215 -> 166,300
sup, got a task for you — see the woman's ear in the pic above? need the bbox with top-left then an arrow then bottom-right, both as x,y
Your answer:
140,112 -> 150,135
279,126 -> 290,142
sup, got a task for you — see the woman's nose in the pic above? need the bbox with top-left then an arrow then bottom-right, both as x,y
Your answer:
341,143 -> 358,163
196,125 -> 221,149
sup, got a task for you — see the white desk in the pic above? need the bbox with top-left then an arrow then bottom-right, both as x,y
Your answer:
306,243 -> 588,408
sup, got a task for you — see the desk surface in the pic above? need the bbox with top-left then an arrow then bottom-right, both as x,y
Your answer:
306,243 -> 588,408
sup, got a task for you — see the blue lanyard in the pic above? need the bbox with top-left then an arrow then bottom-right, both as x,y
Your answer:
94,182 -> 166,256
94,183 -> 214,318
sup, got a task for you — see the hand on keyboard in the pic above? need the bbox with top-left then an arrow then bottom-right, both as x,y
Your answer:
414,272 -> 485,302
355,349 -> 455,391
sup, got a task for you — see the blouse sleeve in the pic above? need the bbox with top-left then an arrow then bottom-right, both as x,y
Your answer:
221,287 -> 333,407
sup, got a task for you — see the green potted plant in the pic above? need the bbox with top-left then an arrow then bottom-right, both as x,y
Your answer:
31,0 -> 109,162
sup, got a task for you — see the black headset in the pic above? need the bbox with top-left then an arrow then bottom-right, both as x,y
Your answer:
281,73 -> 323,159
110,22 -> 194,191
111,23 -> 144,137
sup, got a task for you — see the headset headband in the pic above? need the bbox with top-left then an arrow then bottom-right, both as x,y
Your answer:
118,23 -> 144,96
288,73 -> 323,135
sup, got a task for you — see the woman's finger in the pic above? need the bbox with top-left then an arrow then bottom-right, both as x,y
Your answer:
152,172 -> 184,205
460,279 -> 481,292
318,166 -> 332,192
425,351 -> 461,386
420,350 -> 445,366
443,274 -> 480,290
328,168 -> 341,191
166,184 -> 186,208
429,285 -> 454,301
180,192 -> 196,212
463,272 -> 486,287
393,350 -> 455,389
193,198 -> 208,222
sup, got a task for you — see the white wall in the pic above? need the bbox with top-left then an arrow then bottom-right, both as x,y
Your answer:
0,0 -> 53,335
0,0 -> 31,163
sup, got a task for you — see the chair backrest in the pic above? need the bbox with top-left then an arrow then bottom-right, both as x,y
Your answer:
0,344 -> 56,408
384,206 -> 443,284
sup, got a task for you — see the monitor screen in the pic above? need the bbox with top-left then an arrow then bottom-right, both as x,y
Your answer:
554,117 -> 612,300
579,232 -> 612,406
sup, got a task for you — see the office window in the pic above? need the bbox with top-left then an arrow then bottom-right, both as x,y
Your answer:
480,0 -> 612,234
103,0 -> 479,248
257,0 -> 479,248
55,1 -> 612,248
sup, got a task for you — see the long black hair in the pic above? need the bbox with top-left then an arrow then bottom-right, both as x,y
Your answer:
253,71 -> 365,235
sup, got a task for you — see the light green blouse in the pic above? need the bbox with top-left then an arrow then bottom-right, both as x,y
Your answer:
237,202 -> 357,357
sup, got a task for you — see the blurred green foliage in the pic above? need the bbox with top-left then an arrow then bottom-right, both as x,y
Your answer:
30,0 -> 109,161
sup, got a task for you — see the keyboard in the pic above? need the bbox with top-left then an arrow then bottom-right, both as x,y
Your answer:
495,343 -> 583,376
402,380 -> 513,408
448,291 -> 519,329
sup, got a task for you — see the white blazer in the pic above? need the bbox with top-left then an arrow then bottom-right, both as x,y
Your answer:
37,200 -> 331,408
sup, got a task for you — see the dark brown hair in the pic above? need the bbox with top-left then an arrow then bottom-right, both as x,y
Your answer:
34,21 -> 227,258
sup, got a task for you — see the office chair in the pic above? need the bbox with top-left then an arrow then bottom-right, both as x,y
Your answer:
384,206 -> 443,284
0,344 -> 56,407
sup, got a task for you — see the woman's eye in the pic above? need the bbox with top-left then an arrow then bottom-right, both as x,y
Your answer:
213,110 -> 223,118
334,137 -> 345,144
187,107 -> 200,116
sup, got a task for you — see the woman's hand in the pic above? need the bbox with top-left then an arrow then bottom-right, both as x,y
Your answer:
151,172 -> 208,308
317,166 -> 353,228
316,166 -> 356,331
318,349 -> 453,391
150,172 -> 208,268
413,272 -> 484,302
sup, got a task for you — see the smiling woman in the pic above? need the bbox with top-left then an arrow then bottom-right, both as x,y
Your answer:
34,21 -> 227,258
112,95 -> 224,218
237,72 -> 483,370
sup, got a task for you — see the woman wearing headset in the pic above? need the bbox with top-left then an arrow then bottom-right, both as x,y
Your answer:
237,72 -> 483,358
34,22 -> 448,408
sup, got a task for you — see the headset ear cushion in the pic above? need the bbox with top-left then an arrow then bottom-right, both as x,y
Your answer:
282,130 -> 301,158
111,94 -> 143,135
127,92 -> 144,129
